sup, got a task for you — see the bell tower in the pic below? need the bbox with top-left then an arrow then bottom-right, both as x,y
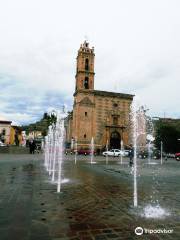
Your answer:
75,41 -> 95,91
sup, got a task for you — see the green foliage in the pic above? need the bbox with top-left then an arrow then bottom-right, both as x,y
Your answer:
155,122 -> 180,153
22,112 -> 57,136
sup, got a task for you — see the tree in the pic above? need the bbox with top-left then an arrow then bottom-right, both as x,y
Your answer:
155,124 -> 180,153
43,112 -> 48,119
22,112 -> 57,137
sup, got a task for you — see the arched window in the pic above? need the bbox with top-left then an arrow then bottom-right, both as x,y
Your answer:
84,77 -> 89,89
110,131 -> 121,149
85,58 -> 89,71
113,103 -> 118,107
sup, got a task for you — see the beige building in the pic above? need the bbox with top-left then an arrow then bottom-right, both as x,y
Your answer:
0,116 -> 24,146
0,116 -> 12,144
27,131 -> 42,139
66,41 -> 134,151
10,126 -> 23,146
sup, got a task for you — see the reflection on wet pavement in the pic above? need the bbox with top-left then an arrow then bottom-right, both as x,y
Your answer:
0,154 -> 179,239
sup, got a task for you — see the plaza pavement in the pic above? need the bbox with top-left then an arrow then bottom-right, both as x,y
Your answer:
0,153 -> 180,240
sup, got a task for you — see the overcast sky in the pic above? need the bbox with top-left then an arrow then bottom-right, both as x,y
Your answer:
0,0 -> 180,125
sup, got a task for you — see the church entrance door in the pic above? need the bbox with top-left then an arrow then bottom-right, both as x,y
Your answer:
110,131 -> 121,149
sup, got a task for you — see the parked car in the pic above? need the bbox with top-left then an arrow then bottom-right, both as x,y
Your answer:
102,149 -> 123,157
166,153 -> 175,158
0,141 -> 6,146
152,150 -> 161,159
123,150 -> 130,157
77,149 -> 96,155
138,151 -> 148,159
175,153 -> 180,161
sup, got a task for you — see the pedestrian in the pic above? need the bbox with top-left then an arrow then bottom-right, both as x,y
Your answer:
29,139 -> 36,154
129,146 -> 134,167
29,139 -> 33,154
32,140 -> 36,154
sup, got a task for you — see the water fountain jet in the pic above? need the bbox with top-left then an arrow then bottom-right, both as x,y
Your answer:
106,140 -> 109,165
74,137 -> 78,164
44,107 -> 67,193
160,141 -> 163,165
120,140 -> 124,164
90,137 -> 96,164
130,100 -> 147,207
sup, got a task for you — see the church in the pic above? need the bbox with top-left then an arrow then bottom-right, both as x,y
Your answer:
66,41 -> 134,151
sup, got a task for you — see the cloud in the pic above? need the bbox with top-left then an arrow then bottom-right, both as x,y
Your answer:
0,0 -> 180,124
0,72 -> 72,124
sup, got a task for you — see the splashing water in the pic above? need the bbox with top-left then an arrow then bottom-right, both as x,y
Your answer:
74,137 -> 78,164
120,140 -> 124,164
146,117 -> 155,164
130,98 -> 167,217
148,141 -> 151,164
57,118 -> 64,193
90,137 -> 96,164
161,141 -> 163,165
130,98 -> 147,207
141,204 -> 170,219
44,108 -> 67,193
105,140 -> 109,165
130,99 -> 138,207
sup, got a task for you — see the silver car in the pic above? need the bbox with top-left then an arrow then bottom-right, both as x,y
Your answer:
103,149 -> 123,157
0,141 -> 6,146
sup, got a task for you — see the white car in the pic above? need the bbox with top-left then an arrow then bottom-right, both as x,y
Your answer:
103,149 -> 124,157
123,150 -> 130,156
0,141 -> 6,146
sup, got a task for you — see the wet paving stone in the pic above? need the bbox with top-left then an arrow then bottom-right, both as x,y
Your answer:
94,235 -> 107,240
0,154 -> 180,239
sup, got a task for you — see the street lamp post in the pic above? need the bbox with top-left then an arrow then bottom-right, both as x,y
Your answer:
160,141 -> 163,165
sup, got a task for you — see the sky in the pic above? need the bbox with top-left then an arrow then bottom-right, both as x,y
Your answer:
0,0 -> 180,125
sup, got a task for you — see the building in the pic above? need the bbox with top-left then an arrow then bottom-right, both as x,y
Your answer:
0,115 -> 25,146
66,41 -> 134,151
10,126 -> 23,146
0,116 -> 12,144
27,130 -> 42,140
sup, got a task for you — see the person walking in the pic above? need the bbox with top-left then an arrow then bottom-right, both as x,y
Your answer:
29,139 -> 36,154
129,146 -> 134,167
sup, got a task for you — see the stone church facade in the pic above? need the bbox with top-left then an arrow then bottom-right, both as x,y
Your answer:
66,41 -> 134,151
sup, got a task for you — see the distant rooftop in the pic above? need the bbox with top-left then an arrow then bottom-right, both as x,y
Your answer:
74,89 -> 134,100
0,115 -> 12,123
158,117 -> 180,121
93,90 -> 134,99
